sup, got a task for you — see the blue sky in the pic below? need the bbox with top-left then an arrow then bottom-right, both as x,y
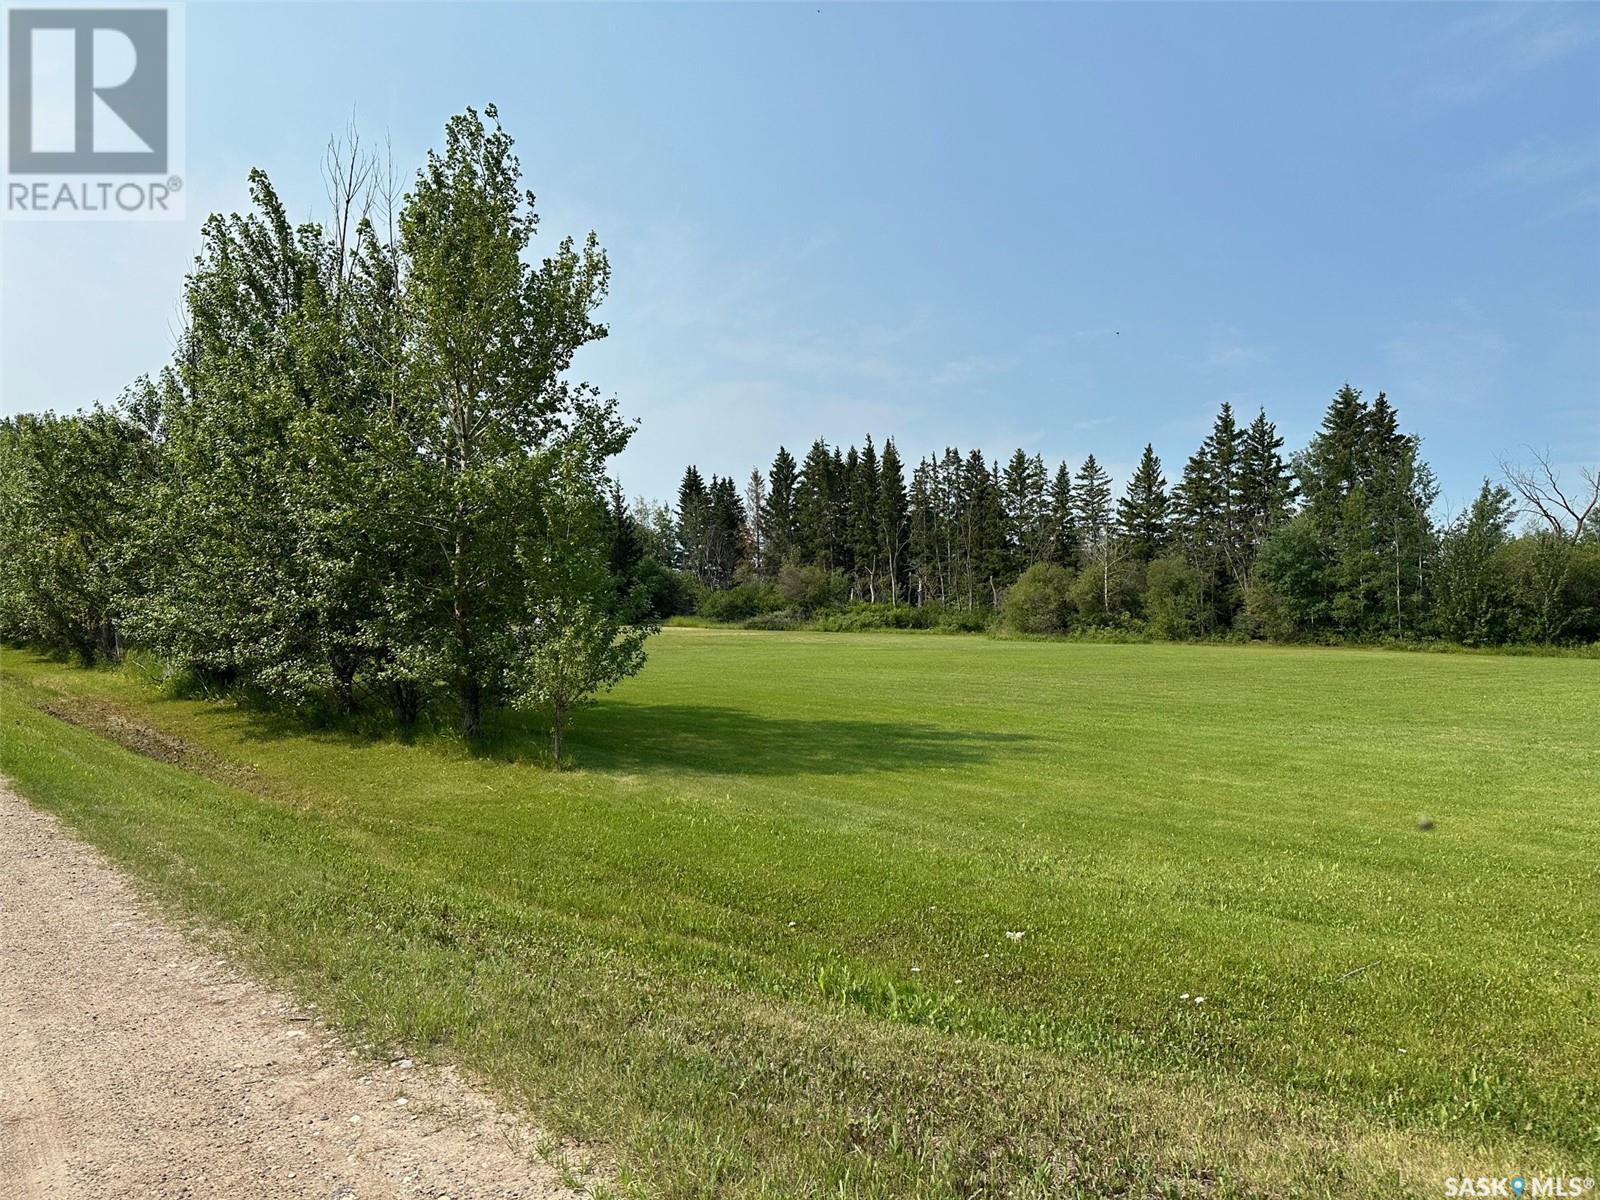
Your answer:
3,2 -> 1597,512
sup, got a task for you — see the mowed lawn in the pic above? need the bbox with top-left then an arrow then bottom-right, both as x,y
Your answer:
2,630 -> 1596,1197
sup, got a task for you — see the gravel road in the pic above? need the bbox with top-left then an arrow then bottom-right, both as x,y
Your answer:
0,781 -> 589,1200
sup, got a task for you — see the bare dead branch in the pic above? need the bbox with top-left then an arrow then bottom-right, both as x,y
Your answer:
1499,448 -> 1599,542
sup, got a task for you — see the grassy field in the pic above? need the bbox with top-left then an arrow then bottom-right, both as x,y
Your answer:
2,629 -> 1596,1197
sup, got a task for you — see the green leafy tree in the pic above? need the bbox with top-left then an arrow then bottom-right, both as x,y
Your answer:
1498,454 -> 1600,644
1253,514 -> 1330,636
514,453 -> 655,760
392,105 -> 621,735
1432,482 -> 1514,645
1144,555 -> 1206,640
1002,561 -> 1075,634
0,403 -> 156,661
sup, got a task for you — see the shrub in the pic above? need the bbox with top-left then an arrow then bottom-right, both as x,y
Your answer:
1242,577 -> 1300,643
1068,557 -> 1142,628
1255,517 -> 1327,636
634,560 -> 697,618
1145,555 -> 1206,640
936,607 -> 994,633
777,563 -> 845,615
1002,563 -> 1075,634
743,611 -> 802,631
696,582 -> 781,623
811,603 -> 936,632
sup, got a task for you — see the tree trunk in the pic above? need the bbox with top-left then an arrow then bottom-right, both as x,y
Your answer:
332,658 -> 357,714
450,521 -> 480,737
551,703 -> 565,761
459,677 -> 483,739
97,617 -> 121,664
388,679 -> 421,729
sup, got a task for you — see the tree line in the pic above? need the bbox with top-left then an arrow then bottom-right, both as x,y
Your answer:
0,108 -> 653,754
639,391 -> 1599,645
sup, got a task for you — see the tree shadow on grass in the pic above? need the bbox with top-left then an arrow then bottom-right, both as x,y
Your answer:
486,703 -> 1038,777
35,671 -> 1034,781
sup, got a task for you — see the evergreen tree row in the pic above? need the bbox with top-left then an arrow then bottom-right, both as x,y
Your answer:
643,388 -> 1599,645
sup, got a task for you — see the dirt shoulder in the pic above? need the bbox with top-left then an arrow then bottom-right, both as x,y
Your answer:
0,780 -> 591,1200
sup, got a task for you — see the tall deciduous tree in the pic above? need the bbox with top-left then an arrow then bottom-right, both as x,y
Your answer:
390,104 -> 625,736
1433,482 -> 1514,645
0,403 -> 156,662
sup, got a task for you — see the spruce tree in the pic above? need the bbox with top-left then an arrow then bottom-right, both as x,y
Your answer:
1048,461 -> 1078,568
877,438 -> 910,605
830,445 -> 849,570
1001,449 -> 1049,572
1297,384 -> 1367,525
706,474 -> 747,587
1203,402 -> 1246,596
962,451 -> 1007,607
1238,408 -> 1294,563
1116,443 -> 1170,562
1292,386 -> 1436,637
907,456 -> 938,605
1173,438 -> 1226,634
606,479 -> 645,595
796,439 -> 836,569
849,438 -> 882,599
1073,454 -> 1113,550
744,469 -> 767,575
763,446 -> 799,567
676,466 -> 710,579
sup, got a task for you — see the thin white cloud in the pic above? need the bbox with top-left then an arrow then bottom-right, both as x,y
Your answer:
1471,134 -> 1600,226
1384,315 -> 1510,416
929,353 -> 1021,389
1193,324 -> 1269,372
1396,6 -> 1600,116
1200,342 -> 1268,370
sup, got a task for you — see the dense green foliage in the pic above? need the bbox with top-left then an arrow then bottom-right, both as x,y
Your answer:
4,632 -> 1593,1196
0,108 -> 653,751
0,404 -> 157,661
647,390 -> 1598,646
